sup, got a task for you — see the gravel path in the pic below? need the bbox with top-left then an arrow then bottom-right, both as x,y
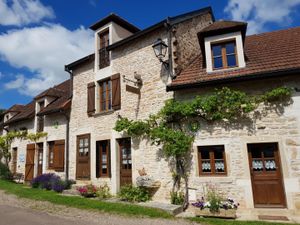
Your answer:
0,190 -> 198,225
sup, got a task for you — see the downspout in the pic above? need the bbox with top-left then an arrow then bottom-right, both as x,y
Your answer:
64,66 -> 73,180
165,17 -> 175,79
61,110 -> 70,180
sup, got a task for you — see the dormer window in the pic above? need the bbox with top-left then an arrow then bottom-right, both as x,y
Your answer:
212,41 -> 237,70
99,30 -> 110,69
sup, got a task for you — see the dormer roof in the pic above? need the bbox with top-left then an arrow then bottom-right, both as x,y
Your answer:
168,26 -> 300,91
198,20 -> 247,37
89,13 -> 140,33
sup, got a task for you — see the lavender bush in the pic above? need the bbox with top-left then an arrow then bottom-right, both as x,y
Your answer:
31,173 -> 74,193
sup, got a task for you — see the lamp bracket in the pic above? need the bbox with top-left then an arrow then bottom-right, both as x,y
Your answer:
122,74 -> 142,87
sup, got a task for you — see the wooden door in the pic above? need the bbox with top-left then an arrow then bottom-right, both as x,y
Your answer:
11,148 -> 18,174
76,134 -> 91,180
119,138 -> 132,186
248,143 -> 286,208
25,144 -> 35,181
37,143 -> 43,176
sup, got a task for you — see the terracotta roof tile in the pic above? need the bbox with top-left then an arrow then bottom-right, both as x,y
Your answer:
170,26 -> 300,89
5,79 -> 71,125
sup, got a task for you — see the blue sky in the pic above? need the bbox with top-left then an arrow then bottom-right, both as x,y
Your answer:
0,0 -> 300,109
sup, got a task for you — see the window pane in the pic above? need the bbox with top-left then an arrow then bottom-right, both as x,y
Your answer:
263,147 -> 275,158
226,42 -> 235,54
201,160 -> 211,172
215,160 -> 225,172
227,55 -> 237,67
214,148 -> 223,159
212,45 -> 222,56
201,149 -> 210,159
213,57 -> 223,69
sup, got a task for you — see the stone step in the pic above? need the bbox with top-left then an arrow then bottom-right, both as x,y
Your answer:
138,201 -> 183,215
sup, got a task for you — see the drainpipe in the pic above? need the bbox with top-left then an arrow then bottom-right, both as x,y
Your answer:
61,110 -> 70,180
164,17 -> 175,79
64,66 -> 73,180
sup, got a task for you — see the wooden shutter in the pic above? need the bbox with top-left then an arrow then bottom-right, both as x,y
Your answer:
53,140 -> 65,171
87,82 -> 96,116
111,73 -> 121,110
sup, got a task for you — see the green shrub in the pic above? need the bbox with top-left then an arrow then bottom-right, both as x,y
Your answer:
118,185 -> 150,202
0,162 -> 12,180
170,191 -> 185,205
96,183 -> 112,199
206,187 -> 222,213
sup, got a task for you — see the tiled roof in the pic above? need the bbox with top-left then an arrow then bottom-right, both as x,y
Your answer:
169,26 -> 300,90
4,101 -> 35,125
37,79 -> 71,116
5,104 -> 25,113
4,79 -> 71,125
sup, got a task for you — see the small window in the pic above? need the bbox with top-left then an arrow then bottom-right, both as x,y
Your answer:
99,30 -> 110,69
48,140 -> 65,171
37,116 -> 44,132
198,145 -> 227,176
211,41 -> 237,70
99,79 -> 112,112
96,140 -> 110,178
48,142 -> 54,169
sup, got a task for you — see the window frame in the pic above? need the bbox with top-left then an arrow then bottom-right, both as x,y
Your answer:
48,141 -> 54,169
98,29 -> 110,69
198,145 -> 227,176
211,40 -> 238,70
98,79 -> 112,112
48,140 -> 65,172
96,140 -> 111,178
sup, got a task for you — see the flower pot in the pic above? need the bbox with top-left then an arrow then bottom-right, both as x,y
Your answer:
193,207 -> 236,219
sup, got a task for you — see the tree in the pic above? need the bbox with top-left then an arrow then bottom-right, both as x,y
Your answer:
0,109 -> 5,114
0,131 -> 47,167
114,86 -> 292,210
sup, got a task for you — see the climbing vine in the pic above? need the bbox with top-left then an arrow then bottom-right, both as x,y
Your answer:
114,86 -> 292,209
0,131 -> 47,166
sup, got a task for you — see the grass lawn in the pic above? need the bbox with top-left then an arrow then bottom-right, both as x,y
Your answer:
0,179 -> 171,219
0,179 -> 298,225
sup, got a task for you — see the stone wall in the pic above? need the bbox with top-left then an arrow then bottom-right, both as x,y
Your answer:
174,75 -> 300,211
172,13 -> 213,74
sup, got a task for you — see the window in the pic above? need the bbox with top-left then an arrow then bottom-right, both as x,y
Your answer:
96,140 -> 110,178
99,30 -> 110,69
48,140 -> 65,171
198,145 -> 227,176
211,41 -> 237,70
99,79 -> 112,112
37,116 -> 44,132
37,101 -> 45,132
48,142 -> 54,169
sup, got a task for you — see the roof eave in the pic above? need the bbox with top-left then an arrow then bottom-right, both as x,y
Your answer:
167,68 -> 300,91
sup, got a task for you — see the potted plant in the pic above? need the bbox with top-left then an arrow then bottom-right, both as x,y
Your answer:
191,185 -> 239,219
77,184 -> 98,198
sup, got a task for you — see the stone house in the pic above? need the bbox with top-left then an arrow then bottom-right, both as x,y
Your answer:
1,80 -> 71,181
2,6 -> 300,218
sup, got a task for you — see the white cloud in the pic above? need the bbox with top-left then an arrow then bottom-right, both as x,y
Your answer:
0,24 -> 94,96
4,74 -> 24,89
225,0 -> 300,34
0,0 -> 54,26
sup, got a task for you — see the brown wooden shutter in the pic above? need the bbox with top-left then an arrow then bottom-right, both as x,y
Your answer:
87,82 -> 96,116
111,73 -> 121,110
53,140 -> 65,171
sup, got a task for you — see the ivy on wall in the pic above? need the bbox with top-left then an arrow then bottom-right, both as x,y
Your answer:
114,86 -> 292,209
